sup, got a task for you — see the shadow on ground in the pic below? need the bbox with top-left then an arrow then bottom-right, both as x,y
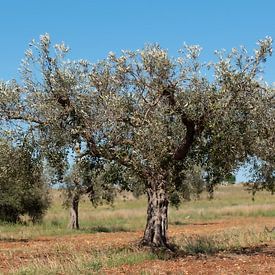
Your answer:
83,225 -> 131,233
148,242 -> 275,261
0,237 -> 29,243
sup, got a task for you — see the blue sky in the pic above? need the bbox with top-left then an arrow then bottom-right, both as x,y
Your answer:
1,0 -> 275,181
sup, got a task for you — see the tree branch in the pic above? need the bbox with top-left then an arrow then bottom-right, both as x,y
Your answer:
174,113 -> 196,160
5,114 -> 44,125
161,85 -> 205,161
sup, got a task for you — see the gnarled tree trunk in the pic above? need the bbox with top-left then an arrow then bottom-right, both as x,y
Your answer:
68,194 -> 80,230
141,178 -> 169,247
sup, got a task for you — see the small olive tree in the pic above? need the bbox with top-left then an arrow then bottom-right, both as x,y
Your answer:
0,140 -> 50,223
64,157 -> 123,229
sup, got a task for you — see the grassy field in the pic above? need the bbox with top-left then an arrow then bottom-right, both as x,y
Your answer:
1,184 -> 274,240
1,185 -> 275,274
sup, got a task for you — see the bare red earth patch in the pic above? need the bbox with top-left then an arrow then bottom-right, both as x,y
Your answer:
1,217 -> 274,274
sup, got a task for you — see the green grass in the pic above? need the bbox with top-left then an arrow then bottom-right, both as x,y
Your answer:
169,185 -> 275,223
1,185 -> 274,241
174,229 -> 273,255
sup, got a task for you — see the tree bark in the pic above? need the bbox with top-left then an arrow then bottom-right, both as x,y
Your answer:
68,194 -> 80,229
141,178 -> 169,247
206,182 -> 214,200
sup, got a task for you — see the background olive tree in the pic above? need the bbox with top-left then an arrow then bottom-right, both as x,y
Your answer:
64,157 -> 124,229
0,139 -> 50,223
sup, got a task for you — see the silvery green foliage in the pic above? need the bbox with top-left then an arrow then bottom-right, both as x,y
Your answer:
63,157 -> 124,208
0,139 -> 50,222
0,34 -> 274,196
1,34 -> 274,246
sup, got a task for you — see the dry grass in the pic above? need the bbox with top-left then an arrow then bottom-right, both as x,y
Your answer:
174,228 -> 273,255
9,243 -> 157,274
7,227 -> 275,274
1,185 -> 275,274
0,185 -> 274,240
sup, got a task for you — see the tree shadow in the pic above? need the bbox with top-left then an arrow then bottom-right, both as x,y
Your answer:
140,232 -> 275,260
230,244 -> 275,256
189,222 -> 220,226
143,242 -> 275,261
170,221 -> 188,226
170,221 -> 220,226
83,225 -> 131,233
0,237 -> 29,243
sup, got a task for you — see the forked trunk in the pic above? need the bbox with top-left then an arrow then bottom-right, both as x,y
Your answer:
141,179 -> 169,247
68,194 -> 80,230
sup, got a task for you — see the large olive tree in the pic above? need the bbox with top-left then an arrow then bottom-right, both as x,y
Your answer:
0,34 -> 274,247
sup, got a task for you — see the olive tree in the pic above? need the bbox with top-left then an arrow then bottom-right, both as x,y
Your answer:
250,87 -> 274,193
0,139 -> 50,223
64,157 -> 123,229
1,34 -> 274,247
